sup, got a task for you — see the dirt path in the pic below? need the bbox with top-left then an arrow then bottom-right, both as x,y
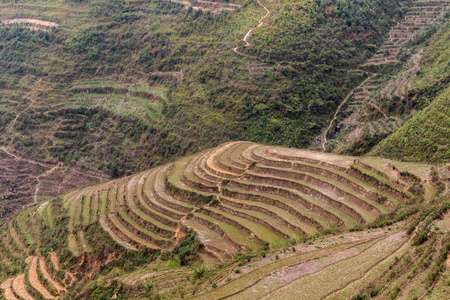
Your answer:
2,19 -> 58,27
233,0 -> 270,55
6,76 -> 50,132
0,147 -> 52,169
0,146 -> 60,203
368,101 -> 388,119
34,163 -> 60,203
148,71 -> 183,82
197,0 -> 241,8
320,73 -> 377,151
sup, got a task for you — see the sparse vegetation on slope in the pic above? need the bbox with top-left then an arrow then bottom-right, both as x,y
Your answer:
372,19 -> 450,163
316,0 -> 450,156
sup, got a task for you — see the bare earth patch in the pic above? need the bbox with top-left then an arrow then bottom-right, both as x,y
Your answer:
39,257 -> 67,294
2,18 -> 58,27
28,256 -> 55,299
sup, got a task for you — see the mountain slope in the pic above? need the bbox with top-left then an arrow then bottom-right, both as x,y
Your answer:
1,141 -> 448,299
372,20 -> 450,162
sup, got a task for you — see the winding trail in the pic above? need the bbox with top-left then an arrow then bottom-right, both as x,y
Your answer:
368,101 -> 388,119
320,73 -> 377,152
233,0 -> 270,55
34,163 -> 61,203
0,146 -> 60,202
0,146 -> 52,169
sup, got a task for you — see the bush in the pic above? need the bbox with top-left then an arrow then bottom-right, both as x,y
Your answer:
172,231 -> 203,266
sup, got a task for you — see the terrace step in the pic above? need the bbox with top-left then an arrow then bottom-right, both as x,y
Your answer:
253,149 -> 402,206
205,143 -> 242,178
201,206 -> 279,246
152,166 -> 196,214
217,201 -> 303,240
115,207 -> 170,247
192,152 -> 223,186
196,151 -> 226,183
0,278 -> 19,300
253,164 -> 390,214
12,274 -> 34,300
166,157 -> 217,204
182,153 -> 219,193
215,142 -> 248,174
28,256 -> 55,299
125,172 -> 178,237
227,142 -> 255,168
107,211 -> 161,249
190,212 -> 260,251
99,215 -> 137,251
38,257 -> 67,295
229,179 -> 356,228
245,171 -> 376,224
183,219 -> 238,258
140,170 -> 185,220
220,189 -> 322,234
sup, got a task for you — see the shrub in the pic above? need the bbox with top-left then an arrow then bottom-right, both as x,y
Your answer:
172,231 -> 203,266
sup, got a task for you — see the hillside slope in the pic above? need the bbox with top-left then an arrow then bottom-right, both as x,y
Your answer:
313,0 -> 450,156
372,20 -> 450,162
0,0 -> 404,208
0,142 -> 448,299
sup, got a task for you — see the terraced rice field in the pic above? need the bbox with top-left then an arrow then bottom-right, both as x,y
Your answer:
69,83 -> 165,124
27,141 -> 422,261
365,0 -> 449,67
0,254 -> 71,300
334,0 -> 450,145
192,229 -> 409,299
0,141 -> 443,299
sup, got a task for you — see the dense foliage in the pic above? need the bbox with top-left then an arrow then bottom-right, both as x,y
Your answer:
172,231 -> 203,266
167,0 -> 405,150
0,0 -> 404,176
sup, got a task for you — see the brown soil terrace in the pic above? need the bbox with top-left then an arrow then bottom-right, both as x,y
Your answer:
0,142 -> 443,300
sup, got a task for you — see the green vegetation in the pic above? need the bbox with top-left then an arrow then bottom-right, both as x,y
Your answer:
373,84 -> 450,163
172,231 -> 203,266
1,0 -> 450,299
0,0 -> 405,179
0,142 -> 448,299
372,21 -> 450,162
167,0 -> 404,150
